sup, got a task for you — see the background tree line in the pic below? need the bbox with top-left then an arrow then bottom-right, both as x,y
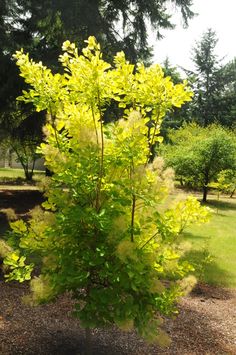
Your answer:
0,1 -> 235,193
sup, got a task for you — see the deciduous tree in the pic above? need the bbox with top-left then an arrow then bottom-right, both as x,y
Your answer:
161,123 -> 236,202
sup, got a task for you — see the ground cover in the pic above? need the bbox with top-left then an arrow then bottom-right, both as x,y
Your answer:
0,277 -> 235,354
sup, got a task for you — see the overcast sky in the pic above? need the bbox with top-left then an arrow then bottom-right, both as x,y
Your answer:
150,0 -> 236,71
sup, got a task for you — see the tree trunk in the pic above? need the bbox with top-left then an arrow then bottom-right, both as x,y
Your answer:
202,185 -> 208,203
24,165 -> 33,181
202,172 -> 209,203
230,188 -> 235,198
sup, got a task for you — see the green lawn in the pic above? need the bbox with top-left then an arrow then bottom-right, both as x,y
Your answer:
181,194 -> 236,287
0,168 -> 45,186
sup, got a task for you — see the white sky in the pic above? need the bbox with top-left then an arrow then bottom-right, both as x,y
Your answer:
150,0 -> 236,71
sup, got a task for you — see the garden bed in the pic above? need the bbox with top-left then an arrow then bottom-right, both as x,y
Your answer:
0,281 -> 235,354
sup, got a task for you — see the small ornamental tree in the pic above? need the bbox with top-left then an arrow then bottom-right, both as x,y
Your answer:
210,169 -> 236,200
161,124 -> 236,202
4,38 -> 210,349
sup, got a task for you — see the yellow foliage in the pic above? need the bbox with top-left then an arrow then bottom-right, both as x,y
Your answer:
25,275 -> 55,305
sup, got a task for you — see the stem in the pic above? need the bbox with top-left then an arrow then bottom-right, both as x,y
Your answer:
129,160 -> 136,243
83,281 -> 92,355
95,89 -> 104,212
140,231 -> 159,249
130,194 -> 136,242
49,106 -> 60,149
91,105 -> 99,146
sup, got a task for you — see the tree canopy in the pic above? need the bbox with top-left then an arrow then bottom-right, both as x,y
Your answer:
161,123 -> 236,202
4,0 -> 195,64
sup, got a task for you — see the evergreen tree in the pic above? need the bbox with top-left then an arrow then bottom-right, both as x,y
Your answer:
191,29 -> 221,126
161,58 -> 192,139
218,58 -> 236,127
7,0 -> 195,64
189,29 -> 235,127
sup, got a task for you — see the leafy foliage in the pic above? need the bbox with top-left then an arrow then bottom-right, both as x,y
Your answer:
209,169 -> 236,199
4,0 -> 195,64
4,38 -> 210,344
161,123 -> 236,201
0,0 -> 195,175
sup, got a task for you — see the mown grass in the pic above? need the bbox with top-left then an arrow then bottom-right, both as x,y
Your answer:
0,168 -> 45,188
161,189 -> 236,287
181,194 -> 236,288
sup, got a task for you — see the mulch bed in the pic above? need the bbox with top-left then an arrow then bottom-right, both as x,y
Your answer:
0,189 -> 236,354
0,282 -> 235,355
0,189 -> 44,235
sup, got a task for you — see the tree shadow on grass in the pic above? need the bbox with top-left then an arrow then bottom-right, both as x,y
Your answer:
204,198 -> 236,211
182,248 -> 236,290
183,230 -> 209,241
